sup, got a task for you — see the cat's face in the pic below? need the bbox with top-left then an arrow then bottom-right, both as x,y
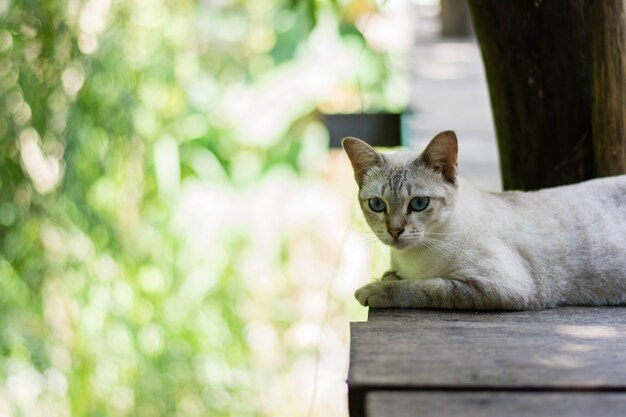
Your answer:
343,131 -> 459,251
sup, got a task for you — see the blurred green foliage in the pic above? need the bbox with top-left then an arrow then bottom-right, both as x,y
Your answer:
0,0 -> 400,416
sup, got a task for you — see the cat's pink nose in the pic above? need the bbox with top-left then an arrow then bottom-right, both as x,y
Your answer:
387,228 -> 404,239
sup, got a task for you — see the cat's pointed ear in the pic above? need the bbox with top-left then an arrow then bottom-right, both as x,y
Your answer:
420,130 -> 458,182
342,137 -> 384,187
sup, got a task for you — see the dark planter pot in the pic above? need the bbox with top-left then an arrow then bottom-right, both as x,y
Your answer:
323,113 -> 405,148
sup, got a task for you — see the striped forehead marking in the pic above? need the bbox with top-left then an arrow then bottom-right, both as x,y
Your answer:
388,169 -> 408,193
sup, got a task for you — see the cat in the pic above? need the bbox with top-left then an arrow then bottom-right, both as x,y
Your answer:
343,130 -> 626,310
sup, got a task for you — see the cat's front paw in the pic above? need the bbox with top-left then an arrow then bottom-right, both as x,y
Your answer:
381,271 -> 403,281
355,281 -> 395,308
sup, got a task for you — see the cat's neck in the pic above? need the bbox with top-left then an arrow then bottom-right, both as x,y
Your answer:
451,177 -> 485,221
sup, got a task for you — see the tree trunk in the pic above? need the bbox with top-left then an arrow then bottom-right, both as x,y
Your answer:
587,1 -> 626,176
467,0 -> 596,190
441,0 -> 473,38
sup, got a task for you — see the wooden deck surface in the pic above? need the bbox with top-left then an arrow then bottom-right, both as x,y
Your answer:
348,307 -> 626,417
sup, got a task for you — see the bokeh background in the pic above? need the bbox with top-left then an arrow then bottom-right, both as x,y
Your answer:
0,0 -> 427,416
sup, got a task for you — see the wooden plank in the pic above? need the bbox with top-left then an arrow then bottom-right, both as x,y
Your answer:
367,306 -> 626,325
351,308 -> 626,388
367,392 -> 626,417
349,307 -> 626,416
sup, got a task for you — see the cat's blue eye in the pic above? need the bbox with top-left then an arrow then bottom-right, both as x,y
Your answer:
409,196 -> 430,212
368,197 -> 386,213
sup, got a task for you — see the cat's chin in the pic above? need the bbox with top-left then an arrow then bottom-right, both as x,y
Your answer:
386,240 -> 414,251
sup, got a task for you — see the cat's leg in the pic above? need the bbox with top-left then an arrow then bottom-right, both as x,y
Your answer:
381,270 -> 403,281
355,277 -> 530,310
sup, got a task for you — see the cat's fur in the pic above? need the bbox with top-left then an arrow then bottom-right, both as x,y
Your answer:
343,131 -> 626,310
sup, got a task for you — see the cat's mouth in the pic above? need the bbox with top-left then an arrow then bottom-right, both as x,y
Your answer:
386,238 -> 412,251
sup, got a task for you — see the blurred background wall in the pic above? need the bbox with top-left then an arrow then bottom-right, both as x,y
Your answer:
0,0 -> 498,416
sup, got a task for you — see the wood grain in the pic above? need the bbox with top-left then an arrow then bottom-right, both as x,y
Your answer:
367,306 -> 626,324
351,308 -> 626,388
366,392 -> 626,417
349,307 -> 626,416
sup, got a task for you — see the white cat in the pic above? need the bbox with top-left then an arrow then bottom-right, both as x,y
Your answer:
343,131 -> 626,310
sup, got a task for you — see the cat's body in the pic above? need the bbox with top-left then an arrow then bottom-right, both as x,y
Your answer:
389,175 -> 626,310
343,131 -> 626,310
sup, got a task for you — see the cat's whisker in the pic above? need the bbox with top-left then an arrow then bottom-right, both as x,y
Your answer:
419,238 -> 448,257
361,236 -> 385,246
424,230 -> 464,236
421,237 -> 465,257
421,243 -> 454,258
426,237 -> 465,254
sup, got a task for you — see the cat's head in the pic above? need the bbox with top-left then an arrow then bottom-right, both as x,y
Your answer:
342,131 -> 458,250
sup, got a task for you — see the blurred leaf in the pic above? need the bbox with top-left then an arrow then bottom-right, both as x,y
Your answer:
0,0 -> 399,415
